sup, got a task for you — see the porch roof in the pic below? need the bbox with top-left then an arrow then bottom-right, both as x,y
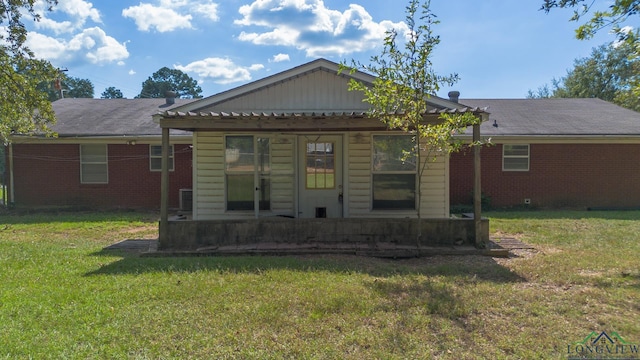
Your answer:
157,107 -> 489,132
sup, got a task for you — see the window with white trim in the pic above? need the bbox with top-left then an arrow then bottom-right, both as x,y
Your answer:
225,136 -> 271,211
372,135 -> 417,210
80,144 -> 108,184
150,145 -> 174,171
503,144 -> 530,171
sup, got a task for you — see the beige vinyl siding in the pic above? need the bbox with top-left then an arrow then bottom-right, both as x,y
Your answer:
197,69 -> 367,113
419,148 -> 448,218
193,132 -> 225,220
269,136 -> 295,216
347,132 -> 372,216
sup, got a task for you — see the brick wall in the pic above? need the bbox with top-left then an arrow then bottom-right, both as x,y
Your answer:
9,143 -> 193,209
450,143 -> 640,209
11,142 -> 640,210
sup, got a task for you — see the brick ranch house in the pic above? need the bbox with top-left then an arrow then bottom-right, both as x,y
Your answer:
4,62 -> 640,212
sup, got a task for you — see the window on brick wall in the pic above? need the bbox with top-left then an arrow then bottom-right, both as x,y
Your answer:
80,144 -> 108,184
150,145 -> 174,171
503,144 -> 530,171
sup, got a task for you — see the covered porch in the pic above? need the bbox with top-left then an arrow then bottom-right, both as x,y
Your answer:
156,110 -> 487,252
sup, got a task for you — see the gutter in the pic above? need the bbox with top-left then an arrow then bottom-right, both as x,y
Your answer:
9,134 -> 193,145
453,134 -> 640,144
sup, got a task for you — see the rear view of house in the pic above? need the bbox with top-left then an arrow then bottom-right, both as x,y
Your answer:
155,59 -> 488,250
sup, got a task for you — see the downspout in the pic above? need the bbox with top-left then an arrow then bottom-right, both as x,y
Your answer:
8,143 -> 14,205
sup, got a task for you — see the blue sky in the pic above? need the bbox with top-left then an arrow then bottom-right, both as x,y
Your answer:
22,0 -> 621,100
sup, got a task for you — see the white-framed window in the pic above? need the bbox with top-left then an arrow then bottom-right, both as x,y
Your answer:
371,134 -> 417,210
150,145 -> 174,171
503,144 -> 530,171
225,136 -> 271,211
80,144 -> 108,184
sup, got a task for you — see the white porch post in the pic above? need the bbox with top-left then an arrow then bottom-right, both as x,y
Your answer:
159,127 -> 170,246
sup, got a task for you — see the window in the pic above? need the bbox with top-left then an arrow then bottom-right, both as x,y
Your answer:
305,142 -> 335,189
150,145 -> 174,171
503,144 -> 530,171
372,135 -> 417,210
225,136 -> 270,211
80,144 -> 108,184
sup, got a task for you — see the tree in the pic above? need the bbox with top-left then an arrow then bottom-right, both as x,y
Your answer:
137,67 -> 203,99
528,42 -> 640,111
0,0 -> 60,144
38,74 -> 95,100
541,0 -> 639,42
341,0 -> 484,245
101,87 -> 124,99
541,0 -> 640,103
62,77 -> 94,98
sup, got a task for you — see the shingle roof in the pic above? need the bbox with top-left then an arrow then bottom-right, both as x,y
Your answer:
49,98 -> 197,137
459,98 -> 640,136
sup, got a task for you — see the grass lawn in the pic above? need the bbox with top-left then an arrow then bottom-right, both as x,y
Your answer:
0,210 -> 639,359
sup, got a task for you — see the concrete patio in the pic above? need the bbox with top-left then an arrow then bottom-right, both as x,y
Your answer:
103,237 -> 535,258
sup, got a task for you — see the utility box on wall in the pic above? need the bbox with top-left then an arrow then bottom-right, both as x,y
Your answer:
179,189 -> 193,212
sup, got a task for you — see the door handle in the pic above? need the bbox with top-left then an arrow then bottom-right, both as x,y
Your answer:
338,192 -> 343,204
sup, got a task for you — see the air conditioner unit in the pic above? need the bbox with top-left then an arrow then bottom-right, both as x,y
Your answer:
179,189 -> 193,212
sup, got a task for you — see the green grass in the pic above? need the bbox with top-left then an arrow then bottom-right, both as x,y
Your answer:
0,210 -> 639,359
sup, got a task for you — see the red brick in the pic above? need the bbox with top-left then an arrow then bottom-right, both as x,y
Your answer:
450,144 -> 640,209
7,143 -> 192,209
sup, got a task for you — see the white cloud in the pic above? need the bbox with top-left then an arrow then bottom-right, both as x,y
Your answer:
194,3 -> 220,22
25,32 -> 68,60
129,69 -> 137,75
122,0 -> 220,32
122,4 -> 193,32
270,53 -> 290,62
27,27 -> 129,65
33,0 -> 101,34
36,18 -> 75,35
57,0 -> 101,23
174,58 -> 264,84
234,0 -> 407,57
238,28 -> 297,46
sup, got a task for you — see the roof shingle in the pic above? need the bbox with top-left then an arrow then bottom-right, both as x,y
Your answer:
460,98 -> 640,136
49,98 -> 196,137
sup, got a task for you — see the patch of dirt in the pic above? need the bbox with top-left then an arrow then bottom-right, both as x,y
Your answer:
491,230 -> 525,240
120,225 -> 157,234
578,269 -> 603,277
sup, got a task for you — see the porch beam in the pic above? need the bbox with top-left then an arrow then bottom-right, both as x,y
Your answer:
159,117 -> 387,132
159,127 -> 170,247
